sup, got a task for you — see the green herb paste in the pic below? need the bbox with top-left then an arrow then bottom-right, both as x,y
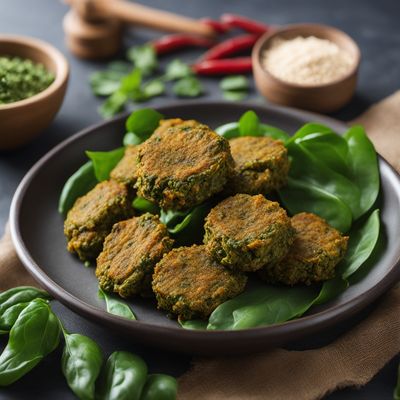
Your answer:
0,56 -> 54,104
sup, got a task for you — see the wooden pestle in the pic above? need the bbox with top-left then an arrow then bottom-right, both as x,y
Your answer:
63,0 -> 216,59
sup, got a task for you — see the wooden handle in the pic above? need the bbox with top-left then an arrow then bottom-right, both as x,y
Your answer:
66,0 -> 215,37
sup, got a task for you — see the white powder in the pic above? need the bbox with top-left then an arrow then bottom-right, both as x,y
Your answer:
262,36 -> 354,85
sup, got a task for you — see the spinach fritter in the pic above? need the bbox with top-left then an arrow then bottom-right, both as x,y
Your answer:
135,119 -> 234,210
110,145 -> 140,189
259,212 -> 349,285
64,180 -> 132,261
204,194 -> 294,272
227,136 -> 289,195
152,245 -> 247,320
96,213 -> 174,297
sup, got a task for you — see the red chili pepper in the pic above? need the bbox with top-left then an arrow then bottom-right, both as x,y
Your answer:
151,34 -> 215,55
200,18 -> 231,34
193,57 -> 253,75
221,14 -> 271,35
200,34 -> 259,61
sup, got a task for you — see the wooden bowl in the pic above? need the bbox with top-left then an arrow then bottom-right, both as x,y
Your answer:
0,35 -> 69,150
252,24 -> 361,113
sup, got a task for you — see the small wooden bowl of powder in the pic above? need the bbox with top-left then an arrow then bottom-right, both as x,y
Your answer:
252,24 -> 360,113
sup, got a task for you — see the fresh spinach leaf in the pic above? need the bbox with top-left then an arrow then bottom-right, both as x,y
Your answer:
339,209 -> 380,279
132,197 -> 160,215
164,59 -> 192,81
220,75 -> 249,92
98,288 -> 136,320
127,45 -> 157,76
123,132 -> 142,146
58,161 -> 97,215
0,298 -> 61,386
239,110 -> 262,136
312,277 -> 349,306
97,351 -> 148,400
344,126 -> 379,218
125,108 -> 164,142
0,303 -> 30,332
215,122 -> 240,139
207,285 -> 320,330
173,76 -> 203,97
178,318 -> 207,330
62,332 -> 103,400
86,147 -> 125,182
260,124 -> 290,141
286,122 -> 336,144
279,177 -> 353,233
141,374 -> 178,400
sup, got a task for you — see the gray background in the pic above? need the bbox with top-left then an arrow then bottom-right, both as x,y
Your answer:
0,0 -> 399,398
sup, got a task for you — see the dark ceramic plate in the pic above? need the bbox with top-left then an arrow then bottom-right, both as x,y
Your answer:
10,102 -> 400,355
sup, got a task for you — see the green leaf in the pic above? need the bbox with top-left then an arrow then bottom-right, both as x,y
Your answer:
220,75 -> 249,91
344,126 -> 380,218
119,69 -> 142,94
0,298 -> 61,386
260,124 -> 290,141
86,147 -> 125,182
286,122 -> 335,144
215,122 -> 240,139
125,108 -> 164,142
97,351 -> 148,400
132,197 -> 160,215
62,332 -> 103,400
164,59 -> 192,81
98,288 -> 136,320
339,209 -> 380,279
207,285 -> 320,330
142,79 -> 165,98
222,90 -> 248,101
312,277 -> 349,306
123,132 -> 142,146
141,374 -> 178,400
58,161 -> 97,215
239,110 -> 261,137
173,76 -> 203,97
279,178 -> 353,233
127,45 -> 157,76
99,91 -> 128,118
178,318 -> 207,330
89,70 -> 123,97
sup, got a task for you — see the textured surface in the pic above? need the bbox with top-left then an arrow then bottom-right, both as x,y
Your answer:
1,0 -> 399,398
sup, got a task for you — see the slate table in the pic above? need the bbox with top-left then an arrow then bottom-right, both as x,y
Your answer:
0,0 -> 399,398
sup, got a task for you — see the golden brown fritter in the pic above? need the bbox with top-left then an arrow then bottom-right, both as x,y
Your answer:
152,245 -> 247,320
135,119 -> 234,210
96,213 -> 174,297
110,145 -> 140,188
64,180 -> 132,261
227,136 -> 289,195
259,212 -> 349,285
204,194 -> 294,272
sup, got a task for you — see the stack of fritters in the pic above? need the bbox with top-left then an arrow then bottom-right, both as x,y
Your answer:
64,117 -> 348,321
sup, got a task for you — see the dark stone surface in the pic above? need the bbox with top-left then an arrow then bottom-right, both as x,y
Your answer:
0,0 -> 399,398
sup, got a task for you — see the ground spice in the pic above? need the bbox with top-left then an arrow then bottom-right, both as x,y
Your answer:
0,56 -> 54,104
262,36 -> 354,85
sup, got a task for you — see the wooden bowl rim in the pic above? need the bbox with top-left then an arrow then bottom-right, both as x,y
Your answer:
0,35 -> 69,110
252,23 -> 361,89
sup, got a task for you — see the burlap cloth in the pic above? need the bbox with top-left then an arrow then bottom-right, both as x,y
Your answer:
1,92 -> 400,399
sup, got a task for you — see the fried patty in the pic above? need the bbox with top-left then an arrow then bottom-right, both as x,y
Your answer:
110,145 -> 140,188
135,119 -> 234,210
152,245 -> 247,320
227,136 -> 289,195
259,212 -> 349,285
204,194 -> 294,272
64,180 -> 132,261
96,213 -> 174,297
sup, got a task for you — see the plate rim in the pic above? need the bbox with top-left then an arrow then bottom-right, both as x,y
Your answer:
9,100 -> 400,344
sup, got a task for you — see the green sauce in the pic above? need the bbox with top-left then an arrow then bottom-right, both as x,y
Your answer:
0,56 -> 55,104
